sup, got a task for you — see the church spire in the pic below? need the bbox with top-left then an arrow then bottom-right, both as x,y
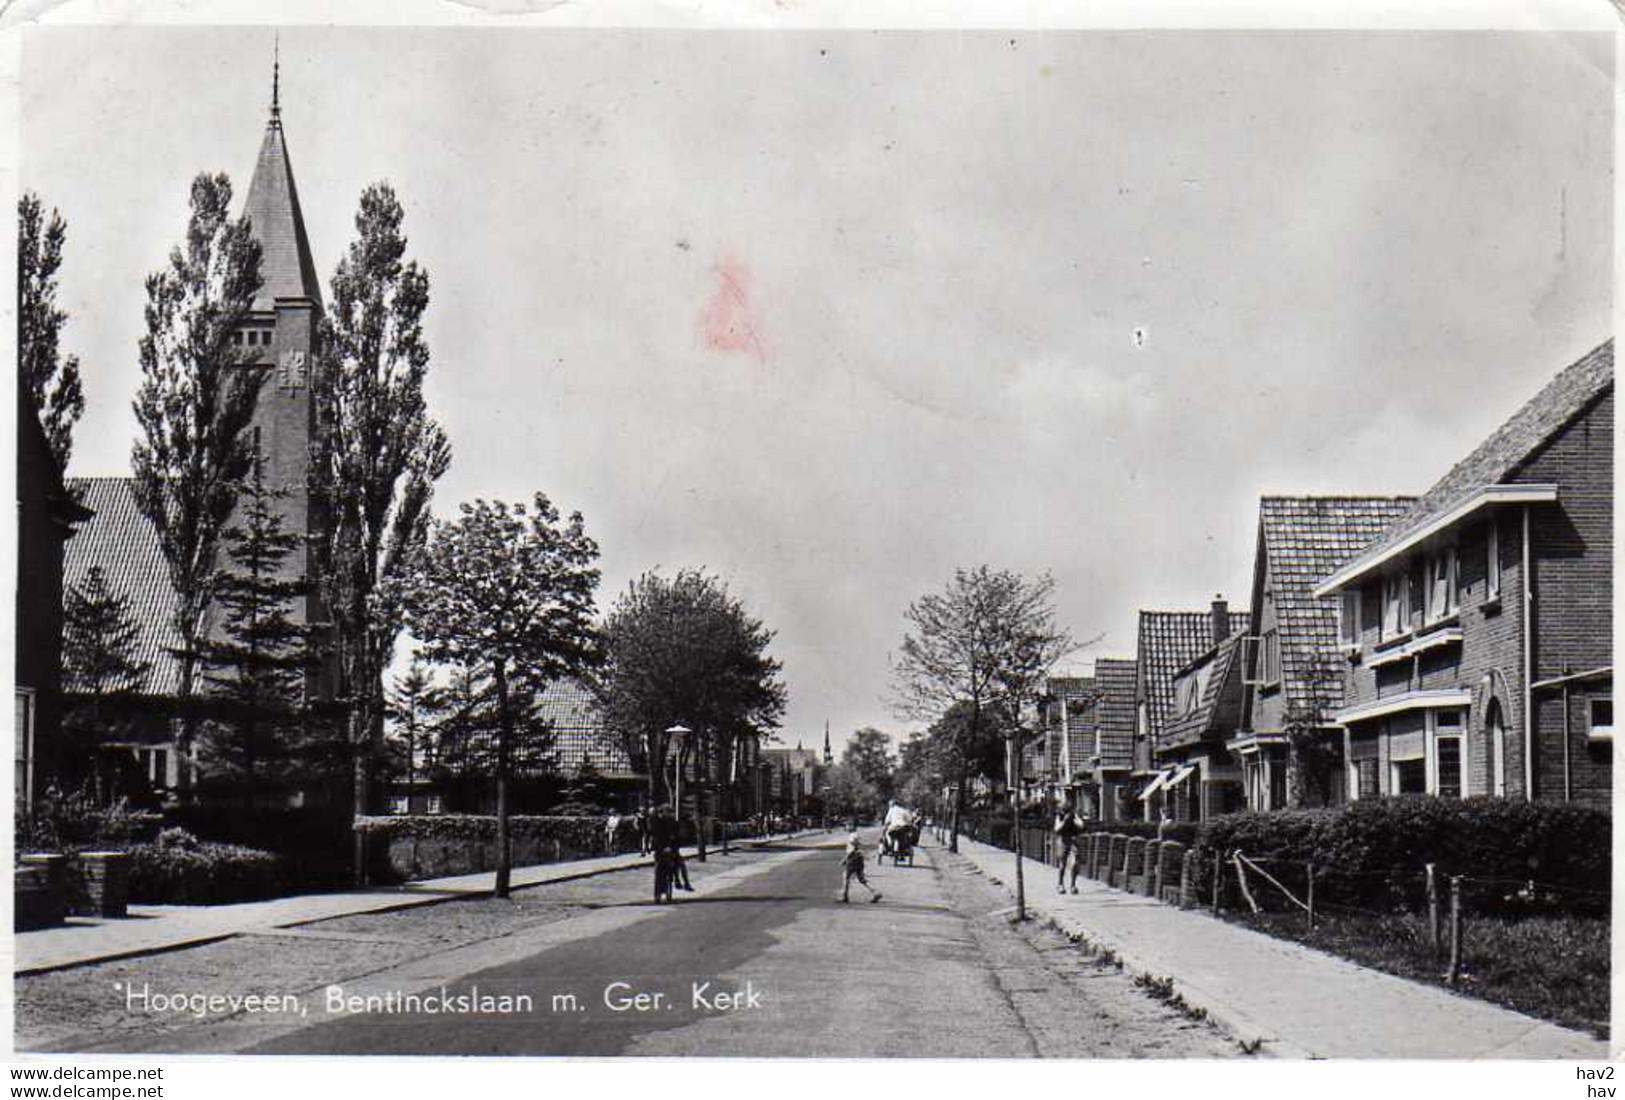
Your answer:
243,43 -> 323,312
823,721 -> 832,766
270,34 -> 281,128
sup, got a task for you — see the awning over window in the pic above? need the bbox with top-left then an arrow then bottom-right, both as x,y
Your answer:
1166,764 -> 1198,789
1138,769 -> 1174,800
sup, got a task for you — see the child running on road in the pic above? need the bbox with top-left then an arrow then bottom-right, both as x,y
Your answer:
837,830 -> 883,904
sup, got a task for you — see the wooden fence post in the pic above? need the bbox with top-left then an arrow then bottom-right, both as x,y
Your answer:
1212,850 -> 1223,914
1306,861 -> 1315,932
1447,875 -> 1463,984
1426,863 -> 1440,957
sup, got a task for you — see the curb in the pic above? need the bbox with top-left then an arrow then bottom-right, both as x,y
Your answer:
951,846 -> 1313,1059
16,830 -> 831,977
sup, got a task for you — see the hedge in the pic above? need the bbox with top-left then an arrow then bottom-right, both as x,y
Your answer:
1079,819 -> 1200,847
1189,796 -> 1609,916
123,828 -> 287,905
355,814 -> 612,848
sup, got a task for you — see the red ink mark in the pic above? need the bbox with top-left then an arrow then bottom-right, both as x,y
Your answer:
698,254 -> 768,363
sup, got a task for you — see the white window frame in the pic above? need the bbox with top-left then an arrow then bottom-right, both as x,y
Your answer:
1338,590 -> 1361,650
1485,523 -> 1501,602
1240,635 -> 1262,686
1426,709 -> 1467,797
1390,756 -> 1426,795
389,795 -> 410,815
1348,756 -> 1380,802
1382,572 -> 1408,639
15,689 -> 37,808
1589,697 -> 1613,742
425,795 -> 444,815
1262,629 -> 1282,688
1425,547 -> 1459,623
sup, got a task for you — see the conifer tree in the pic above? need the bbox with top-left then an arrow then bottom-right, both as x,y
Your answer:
196,449 -> 310,802
61,566 -> 151,796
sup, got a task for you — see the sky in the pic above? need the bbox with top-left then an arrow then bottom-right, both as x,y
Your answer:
16,23 -> 1613,758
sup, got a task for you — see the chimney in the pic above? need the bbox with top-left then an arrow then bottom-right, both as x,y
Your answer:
1211,594 -> 1229,645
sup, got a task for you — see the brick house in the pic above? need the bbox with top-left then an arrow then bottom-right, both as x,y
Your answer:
1132,602 -> 1248,821
1230,496 -> 1415,812
1082,657 -> 1138,821
1153,615 -> 1250,822
1032,675 -> 1096,807
15,386 -> 92,808
1313,340 -> 1612,808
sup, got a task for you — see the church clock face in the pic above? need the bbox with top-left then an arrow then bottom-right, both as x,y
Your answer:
279,349 -> 308,392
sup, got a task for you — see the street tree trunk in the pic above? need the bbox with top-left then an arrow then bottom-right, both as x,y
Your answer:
493,661 -> 513,899
951,757 -> 968,854
1012,727 -> 1026,921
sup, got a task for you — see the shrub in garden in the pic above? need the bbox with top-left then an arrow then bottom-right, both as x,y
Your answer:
122,828 -> 286,905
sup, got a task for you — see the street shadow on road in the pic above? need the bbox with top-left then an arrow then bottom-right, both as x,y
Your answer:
611,894 -> 807,908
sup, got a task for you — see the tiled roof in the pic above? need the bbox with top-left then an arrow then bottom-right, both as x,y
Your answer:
531,679 -> 639,778
1064,688 -> 1100,776
1350,339 -> 1612,564
762,747 -> 820,770
1258,496 -> 1417,716
62,477 -> 182,695
1039,676 -> 1096,778
1093,657 -> 1138,771
1137,609 -> 1249,739
1161,628 -> 1247,747
243,118 -> 324,312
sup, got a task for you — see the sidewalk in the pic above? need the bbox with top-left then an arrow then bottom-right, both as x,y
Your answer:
13,832 -> 823,977
949,835 -> 1607,1060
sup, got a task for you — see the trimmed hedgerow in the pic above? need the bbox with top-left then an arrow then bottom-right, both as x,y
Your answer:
1079,819 -> 1200,847
123,828 -> 286,905
1189,796 -> 1609,916
354,814 -> 610,848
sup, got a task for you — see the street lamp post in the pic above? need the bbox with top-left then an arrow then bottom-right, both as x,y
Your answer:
666,724 -> 691,853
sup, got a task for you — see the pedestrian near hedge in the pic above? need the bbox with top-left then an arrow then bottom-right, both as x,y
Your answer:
1054,803 -> 1083,894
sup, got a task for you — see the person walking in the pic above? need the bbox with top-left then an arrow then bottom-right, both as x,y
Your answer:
1054,803 -> 1084,894
647,806 -> 692,900
837,829 -> 882,904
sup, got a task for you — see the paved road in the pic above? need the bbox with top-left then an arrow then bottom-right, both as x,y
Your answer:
239,834 -> 1232,1057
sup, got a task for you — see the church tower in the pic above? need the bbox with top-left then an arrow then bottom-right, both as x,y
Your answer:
823,721 -> 833,766
226,57 -> 330,652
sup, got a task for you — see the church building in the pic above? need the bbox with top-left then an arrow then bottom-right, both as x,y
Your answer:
60,81 -> 333,802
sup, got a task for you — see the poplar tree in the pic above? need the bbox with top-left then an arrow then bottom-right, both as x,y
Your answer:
131,173 -> 265,796
18,191 -> 86,469
313,182 -> 451,863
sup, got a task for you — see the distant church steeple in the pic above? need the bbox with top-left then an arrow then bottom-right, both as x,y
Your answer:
823,721 -> 832,766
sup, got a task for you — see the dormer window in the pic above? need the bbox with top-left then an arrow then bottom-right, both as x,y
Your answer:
1261,630 -> 1281,687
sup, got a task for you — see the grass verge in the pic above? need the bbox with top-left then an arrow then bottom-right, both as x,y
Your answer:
1221,907 -> 1607,1038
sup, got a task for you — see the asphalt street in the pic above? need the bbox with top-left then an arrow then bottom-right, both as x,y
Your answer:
238,833 -> 1233,1057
